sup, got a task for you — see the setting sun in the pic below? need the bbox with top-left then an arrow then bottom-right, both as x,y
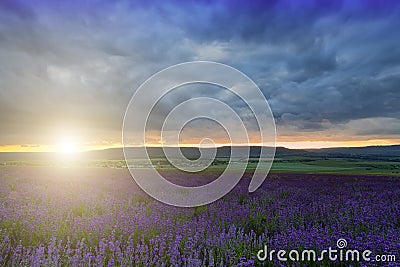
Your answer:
57,137 -> 79,154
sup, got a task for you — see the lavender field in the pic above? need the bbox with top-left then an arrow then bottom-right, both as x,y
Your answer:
0,166 -> 399,266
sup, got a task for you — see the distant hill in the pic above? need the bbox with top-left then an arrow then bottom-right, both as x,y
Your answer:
83,146 -> 310,160
306,145 -> 400,157
87,145 -> 400,160
0,152 -> 57,162
0,145 -> 399,161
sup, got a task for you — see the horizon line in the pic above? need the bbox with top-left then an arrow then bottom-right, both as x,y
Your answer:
0,143 -> 399,153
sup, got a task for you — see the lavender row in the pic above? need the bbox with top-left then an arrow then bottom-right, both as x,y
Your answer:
0,167 -> 399,266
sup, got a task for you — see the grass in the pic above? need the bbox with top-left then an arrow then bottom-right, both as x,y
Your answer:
1,155 -> 399,176
269,156 -> 400,175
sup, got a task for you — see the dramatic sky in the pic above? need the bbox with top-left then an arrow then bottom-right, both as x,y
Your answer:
0,0 -> 399,151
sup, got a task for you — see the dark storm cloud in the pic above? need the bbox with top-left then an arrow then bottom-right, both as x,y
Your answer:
164,0 -> 400,122
0,0 -> 399,145
0,0 -> 35,20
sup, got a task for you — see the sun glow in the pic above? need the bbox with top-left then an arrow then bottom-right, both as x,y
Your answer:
57,137 -> 79,154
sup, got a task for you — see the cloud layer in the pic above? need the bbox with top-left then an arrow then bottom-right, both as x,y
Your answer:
0,0 -> 399,147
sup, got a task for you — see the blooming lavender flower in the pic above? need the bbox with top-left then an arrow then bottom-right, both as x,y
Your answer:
0,167 -> 398,266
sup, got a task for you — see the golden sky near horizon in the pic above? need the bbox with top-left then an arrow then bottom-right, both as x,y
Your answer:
1,138 -> 399,153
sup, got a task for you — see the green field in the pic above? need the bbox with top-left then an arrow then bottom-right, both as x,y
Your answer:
267,156 -> 400,175
178,156 -> 400,176
1,156 -> 399,176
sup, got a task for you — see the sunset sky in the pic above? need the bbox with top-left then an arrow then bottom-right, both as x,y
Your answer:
0,0 -> 399,152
